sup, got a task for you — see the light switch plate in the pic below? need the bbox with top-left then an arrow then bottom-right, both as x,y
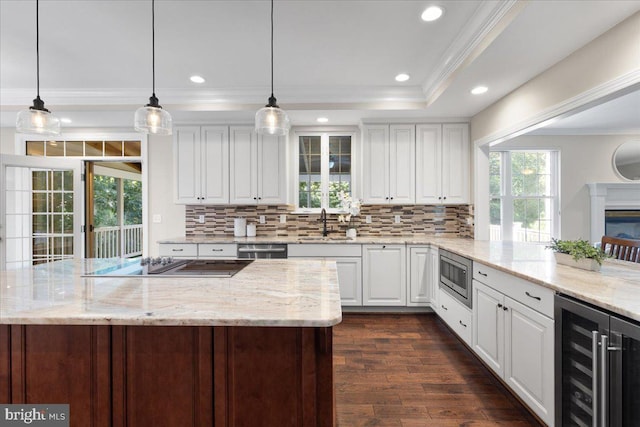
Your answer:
198,215 -> 205,224
152,214 -> 162,223
365,215 -> 372,224
259,215 -> 266,224
280,214 -> 287,224
394,215 -> 401,224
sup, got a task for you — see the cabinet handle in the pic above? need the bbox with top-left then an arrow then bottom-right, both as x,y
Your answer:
525,291 -> 541,301
503,306 -> 508,311
441,304 -> 448,311
478,271 -> 488,277
459,320 -> 467,328
211,249 -> 223,252
172,248 -> 184,252
497,303 -> 503,309
600,334 -> 609,427
592,331 -> 599,426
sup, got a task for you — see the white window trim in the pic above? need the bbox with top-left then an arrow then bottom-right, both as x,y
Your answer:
14,132 -> 149,256
290,128 -> 358,214
491,149 -> 561,242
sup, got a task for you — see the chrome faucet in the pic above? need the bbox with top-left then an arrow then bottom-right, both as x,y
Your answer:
319,208 -> 328,237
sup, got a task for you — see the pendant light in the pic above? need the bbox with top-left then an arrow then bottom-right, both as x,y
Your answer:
134,0 -> 172,135
16,0 -> 61,136
255,0 -> 290,136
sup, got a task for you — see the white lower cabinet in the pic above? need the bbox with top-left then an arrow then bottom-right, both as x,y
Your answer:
287,244 -> 363,307
473,279 -> 555,426
438,288 -> 472,345
407,246 -> 438,307
363,245 -> 406,306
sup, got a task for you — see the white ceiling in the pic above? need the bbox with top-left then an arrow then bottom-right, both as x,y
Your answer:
1,0 -> 639,130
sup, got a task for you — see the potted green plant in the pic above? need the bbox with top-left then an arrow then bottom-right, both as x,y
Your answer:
546,238 -> 607,271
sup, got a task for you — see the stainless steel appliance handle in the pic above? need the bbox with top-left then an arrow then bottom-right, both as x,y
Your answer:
600,334 -> 609,427
592,330 -> 599,427
237,247 -> 286,253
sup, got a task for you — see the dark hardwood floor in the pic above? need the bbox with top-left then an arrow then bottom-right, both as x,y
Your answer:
333,313 -> 543,427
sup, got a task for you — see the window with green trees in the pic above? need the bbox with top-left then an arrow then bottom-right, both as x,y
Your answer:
298,133 -> 353,211
490,151 -> 559,242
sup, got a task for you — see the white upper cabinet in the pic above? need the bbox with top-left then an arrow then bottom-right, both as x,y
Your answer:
362,124 -> 415,204
174,126 -> 229,204
416,123 -> 469,204
229,126 -> 287,205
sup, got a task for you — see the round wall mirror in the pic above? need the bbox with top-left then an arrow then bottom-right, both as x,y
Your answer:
613,141 -> 640,181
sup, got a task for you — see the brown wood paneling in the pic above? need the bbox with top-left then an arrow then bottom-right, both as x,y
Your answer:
111,325 -> 213,427
9,325 -> 110,427
214,326 -> 334,427
0,325 -> 10,403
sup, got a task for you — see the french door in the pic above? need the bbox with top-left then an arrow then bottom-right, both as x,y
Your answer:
0,155 -> 83,270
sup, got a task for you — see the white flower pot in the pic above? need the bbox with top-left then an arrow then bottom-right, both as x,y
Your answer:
346,228 -> 357,239
554,252 -> 601,272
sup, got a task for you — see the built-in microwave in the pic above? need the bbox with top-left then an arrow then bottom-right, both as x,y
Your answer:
439,249 -> 473,308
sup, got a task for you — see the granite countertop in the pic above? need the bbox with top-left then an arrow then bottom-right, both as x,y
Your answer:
430,237 -> 640,322
0,259 -> 342,327
160,235 -> 640,321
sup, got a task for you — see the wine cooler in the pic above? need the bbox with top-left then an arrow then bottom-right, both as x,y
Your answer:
555,294 -> 640,427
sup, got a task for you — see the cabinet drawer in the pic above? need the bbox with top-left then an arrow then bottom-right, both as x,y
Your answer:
158,243 -> 198,257
198,244 -> 237,258
438,288 -> 472,346
473,262 -> 554,318
288,244 -> 361,258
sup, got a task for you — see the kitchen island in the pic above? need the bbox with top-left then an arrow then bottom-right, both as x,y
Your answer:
0,258 -> 342,427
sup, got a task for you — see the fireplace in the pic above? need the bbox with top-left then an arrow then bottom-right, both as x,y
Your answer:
605,210 -> 640,240
588,183 -> 640,242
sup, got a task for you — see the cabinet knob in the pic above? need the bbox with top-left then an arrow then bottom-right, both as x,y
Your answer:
503,306 -> 508,311
438,196 -> 442,200
390,197 -> 394,200
253,197 -> 257,200
443,196 -> 447,200
497,303 -> 503,309
385,197 -> 389,200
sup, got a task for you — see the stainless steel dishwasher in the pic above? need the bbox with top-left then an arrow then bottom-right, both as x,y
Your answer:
237,243 -> 288,259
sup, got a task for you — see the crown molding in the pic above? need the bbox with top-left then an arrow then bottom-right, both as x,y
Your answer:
0,85 -> 427,108
479,71 -> 640,146
421,0 -> 527,105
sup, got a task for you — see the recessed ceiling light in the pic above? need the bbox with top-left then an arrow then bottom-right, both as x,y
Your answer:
471,86 -> 488,95
190,75 -> 205,84
317,117 -> 329,123
421,6 -> 443,22
395,73 -> 410,82
60,117 -> 72,124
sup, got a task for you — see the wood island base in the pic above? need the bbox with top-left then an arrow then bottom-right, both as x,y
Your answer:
0,324 -> 334,427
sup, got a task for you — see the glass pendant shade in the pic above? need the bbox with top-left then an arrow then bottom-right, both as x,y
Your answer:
255,105 -> 290,136
16,101 -> 60,136
134,103 -> 172,135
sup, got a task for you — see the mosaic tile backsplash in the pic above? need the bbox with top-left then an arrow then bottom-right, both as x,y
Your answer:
185,204 -> 474,238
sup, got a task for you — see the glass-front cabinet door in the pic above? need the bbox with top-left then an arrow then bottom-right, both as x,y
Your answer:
610,316 -> 640,427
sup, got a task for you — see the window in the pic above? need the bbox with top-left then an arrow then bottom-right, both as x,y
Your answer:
296,133 -> 354,211
490,150 -> 559,242
26,140 -> 141,157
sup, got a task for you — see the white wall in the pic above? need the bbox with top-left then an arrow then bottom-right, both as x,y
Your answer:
471,11 -> 640,144
146,134 -> 185,256
1,128 -> 16,154
497,134 -> 635,240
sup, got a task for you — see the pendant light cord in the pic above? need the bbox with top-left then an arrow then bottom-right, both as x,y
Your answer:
152,0 -> 156,98
270,0 -> 274,99
36,0 -> 40,99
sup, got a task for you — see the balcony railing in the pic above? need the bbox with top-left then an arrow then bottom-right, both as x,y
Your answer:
94,224 -> 142,258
